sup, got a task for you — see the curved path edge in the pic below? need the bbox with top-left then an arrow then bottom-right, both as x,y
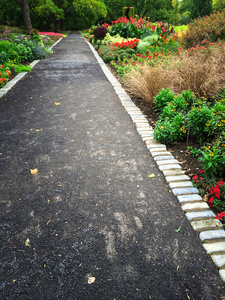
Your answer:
0,37 -> 63,99
86,39 -> 225,283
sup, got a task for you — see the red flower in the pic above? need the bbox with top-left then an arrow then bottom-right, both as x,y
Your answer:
208,196 -> 214,207
199,170 -> 204,174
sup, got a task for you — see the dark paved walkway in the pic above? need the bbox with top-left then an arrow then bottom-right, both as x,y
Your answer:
0,33 -> 224,299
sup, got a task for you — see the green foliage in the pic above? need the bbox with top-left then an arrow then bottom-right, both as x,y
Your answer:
190,0 -> 213,19
187,104 -> 218,144
182,9 -> 225,48
13,64 -> 31,73
153,88 -> 175,112
199,140 -> 225,179
187,146 -> 202,157
154,114 -> 186,144
213,0 -> 225,10
137,34 -> 159,53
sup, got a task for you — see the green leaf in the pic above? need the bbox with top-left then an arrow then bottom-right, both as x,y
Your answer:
174,226 -> 181,232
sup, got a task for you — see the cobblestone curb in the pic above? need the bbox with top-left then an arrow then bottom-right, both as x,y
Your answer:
0,37 -> 63,99
86,40 -> 225,282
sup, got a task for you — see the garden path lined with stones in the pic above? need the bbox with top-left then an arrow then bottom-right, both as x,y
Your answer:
0,32 -> 225,299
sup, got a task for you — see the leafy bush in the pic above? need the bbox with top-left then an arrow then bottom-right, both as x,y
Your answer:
182,10 -> 225,48
154,113 -> 186,144
154,88 -> 175,112
137,34 -> 159,53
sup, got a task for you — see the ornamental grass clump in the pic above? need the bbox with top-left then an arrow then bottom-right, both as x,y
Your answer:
124,63 -> 172,107
170,44 -> 225,97
125,42 -> 225,105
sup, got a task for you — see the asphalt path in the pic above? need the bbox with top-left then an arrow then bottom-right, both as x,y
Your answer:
0,32 -> 224,299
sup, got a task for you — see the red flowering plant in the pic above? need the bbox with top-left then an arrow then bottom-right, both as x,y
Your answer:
108,17 -> 169,39
0,64 -> 11,88
113,39 -> 139,50
192,170 -> 225,224
208,181 -> 225,211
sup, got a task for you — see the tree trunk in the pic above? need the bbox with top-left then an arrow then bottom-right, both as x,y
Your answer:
21,0 -> 32,31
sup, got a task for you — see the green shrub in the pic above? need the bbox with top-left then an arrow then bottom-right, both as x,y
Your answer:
153,88 -> 175,112
154,113 -> 186,144
182,9 -> 225,48
137,34 -> 159,54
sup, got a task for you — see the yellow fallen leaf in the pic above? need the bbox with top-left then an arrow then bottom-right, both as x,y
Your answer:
25,238 -> 31,247
35,129 -> 40,132
216,222 -> 220,227
46,220 -> 51,225
30,128 -> 33,131
30,168 -> 38,175
148,173 -> 156,178
54,102 -> 60,106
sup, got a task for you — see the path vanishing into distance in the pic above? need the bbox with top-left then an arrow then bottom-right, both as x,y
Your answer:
0,32 -> 225,300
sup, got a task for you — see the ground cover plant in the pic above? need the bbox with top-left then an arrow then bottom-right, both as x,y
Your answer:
84,11 -> 225,225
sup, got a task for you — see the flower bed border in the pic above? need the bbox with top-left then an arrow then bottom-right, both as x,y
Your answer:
86,38 -> 225,283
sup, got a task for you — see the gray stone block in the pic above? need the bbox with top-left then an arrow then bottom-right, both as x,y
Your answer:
186,210 -> 215,221
191,219 -> 223,232
154,155 -> 175,161
163,170 -> 185,177
181,202 -> 209,212
199,230 -> 225,242
177,194 -> 202,204
169,181 -> 193,189
165,175 -> 190,183
159,164 -> 182,171
203,241 -> 225,254
172,187 -> 199,196
156,159 -> 179,166
219,270 -> 225,282
211,255 -> 225,269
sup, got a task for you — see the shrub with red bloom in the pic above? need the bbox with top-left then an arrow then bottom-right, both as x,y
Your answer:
216,211 -> 225,220
208,196 -> 214,207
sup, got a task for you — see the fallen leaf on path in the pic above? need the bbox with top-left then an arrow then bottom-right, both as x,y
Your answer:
148,173 -> 156,178
174,226 -> 181,232
54,102 -> 60,106
35,129 -> 40,132
88,277 -> 95,284
46,220 -> 51,225
30,168 -> 38,175
25,238 -> 31,247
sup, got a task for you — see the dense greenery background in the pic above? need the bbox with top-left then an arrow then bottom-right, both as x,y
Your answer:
0,0 -> 224,30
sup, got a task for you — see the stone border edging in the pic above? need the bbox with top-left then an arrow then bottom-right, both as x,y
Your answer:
0,37 -> 63,99
86,40 -> 225,282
